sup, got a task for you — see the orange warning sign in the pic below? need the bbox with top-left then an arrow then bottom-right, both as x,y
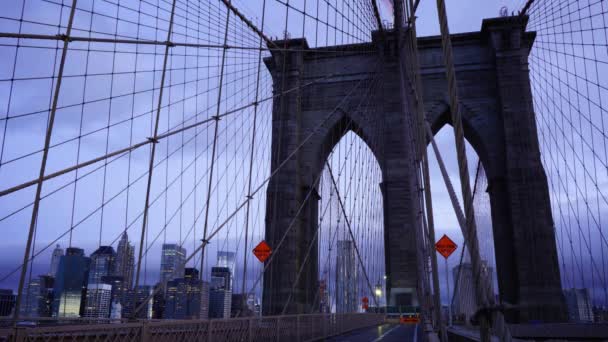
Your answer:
253,240 -> 272,263
435,234 -> 457,259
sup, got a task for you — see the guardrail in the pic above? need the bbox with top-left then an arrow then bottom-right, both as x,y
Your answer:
1,313 -> 384,342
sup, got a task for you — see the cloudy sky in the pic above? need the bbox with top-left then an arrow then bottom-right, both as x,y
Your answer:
1,0 -> 606,310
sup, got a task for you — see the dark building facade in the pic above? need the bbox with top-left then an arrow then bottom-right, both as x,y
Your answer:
0,290 -> 15,317
101,275 -> 126,313
163,268 -> 203,319
88,246 -> 116,285
209,266 -> 231,319
38,275 -> 55,317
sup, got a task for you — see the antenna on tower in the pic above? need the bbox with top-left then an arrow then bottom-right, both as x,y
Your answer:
499,6 -> 509,17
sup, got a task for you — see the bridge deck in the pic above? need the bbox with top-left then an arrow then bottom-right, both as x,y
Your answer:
326,323 -> 420,342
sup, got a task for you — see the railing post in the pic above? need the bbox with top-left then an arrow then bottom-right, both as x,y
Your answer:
248,317 -> 253,342
13,327 -> 26,342
207,320 -> 214,342
296,315 -> 301,342
140,321 -> 149,342
275,317 -> 281,342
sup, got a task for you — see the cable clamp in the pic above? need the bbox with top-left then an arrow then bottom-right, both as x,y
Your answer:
212,115 -> 221,121
165,41 -> 175,47
246,195 -> 254,199
201,239 -> 210,245
147,137 -> 160,144
56,34 -> 71,42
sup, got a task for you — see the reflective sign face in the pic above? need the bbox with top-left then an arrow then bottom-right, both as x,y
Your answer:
435,234 -> 457,259
253,240 -> 272,263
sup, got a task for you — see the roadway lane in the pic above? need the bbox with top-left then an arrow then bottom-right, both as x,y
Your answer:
326,323 -> 421,342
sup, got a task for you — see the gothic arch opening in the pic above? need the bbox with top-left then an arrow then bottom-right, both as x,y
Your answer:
426,125 -> 499,324
316,130 -> 386,313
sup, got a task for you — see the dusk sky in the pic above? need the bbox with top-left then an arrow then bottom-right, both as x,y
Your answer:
1,0 -> 606,308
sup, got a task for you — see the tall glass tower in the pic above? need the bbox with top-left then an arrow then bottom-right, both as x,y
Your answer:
115,232 -> 135,291
209,266 -> 232,318
160,244 -> 186,287
88,246 -> 116,285
53,247 -> 90,317
49,244 -> 64,277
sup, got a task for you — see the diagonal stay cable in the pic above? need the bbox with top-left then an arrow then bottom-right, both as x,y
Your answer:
279,79 -> 384,314
242,65 -> 382,303
325,162 -> 379,308
0,72 -> 338,199
132,64 -> 379,317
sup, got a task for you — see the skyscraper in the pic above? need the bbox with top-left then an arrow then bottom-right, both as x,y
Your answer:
131,285 -> 154,319
38,275 -> 55,317
21,277 -> 41,317
115,232 -> 135,291
53,247 -> 90,317
83,283 -> 112,318
336,240 -> 358,313
88,246 -> 116,285
160,244 -> 186,288
50,244 -> 64,277
217,251 -> 236,273
200,281 -> 209,319
209,266 -> 231,318
100,275 -> 125,317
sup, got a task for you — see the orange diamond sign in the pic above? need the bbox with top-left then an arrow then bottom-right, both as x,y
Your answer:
253,240 -> 272,263
435,234 -> 457,259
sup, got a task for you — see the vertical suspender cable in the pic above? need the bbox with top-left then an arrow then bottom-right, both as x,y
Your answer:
200,1 -> 232,280
404,0 -> 446,336
13,0 -> 79,321
432,1 -> 511,338
133,0 -> 178,304
241,0 -> 267,298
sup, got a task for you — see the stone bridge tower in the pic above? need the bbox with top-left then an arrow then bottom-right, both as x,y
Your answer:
262,16 -> 566,323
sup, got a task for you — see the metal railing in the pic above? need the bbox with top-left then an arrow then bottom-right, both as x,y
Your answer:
1,313 -> 384,342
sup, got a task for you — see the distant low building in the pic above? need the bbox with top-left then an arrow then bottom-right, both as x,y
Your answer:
564,288 -> 593,322
164,268 -> 204,319
131,285 -> 154,319
231,293 -> 254,317
101,275 -> 126,316
83,283 -> 112,318
110,299 -> 122,320
336,240 -> 358,313
38,275 -> 55,317
593,305 -> 608,323
21,277 -> 41,317
0,289 -> 15,317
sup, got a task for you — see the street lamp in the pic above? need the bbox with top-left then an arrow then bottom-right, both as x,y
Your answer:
375,282 -> 383,315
